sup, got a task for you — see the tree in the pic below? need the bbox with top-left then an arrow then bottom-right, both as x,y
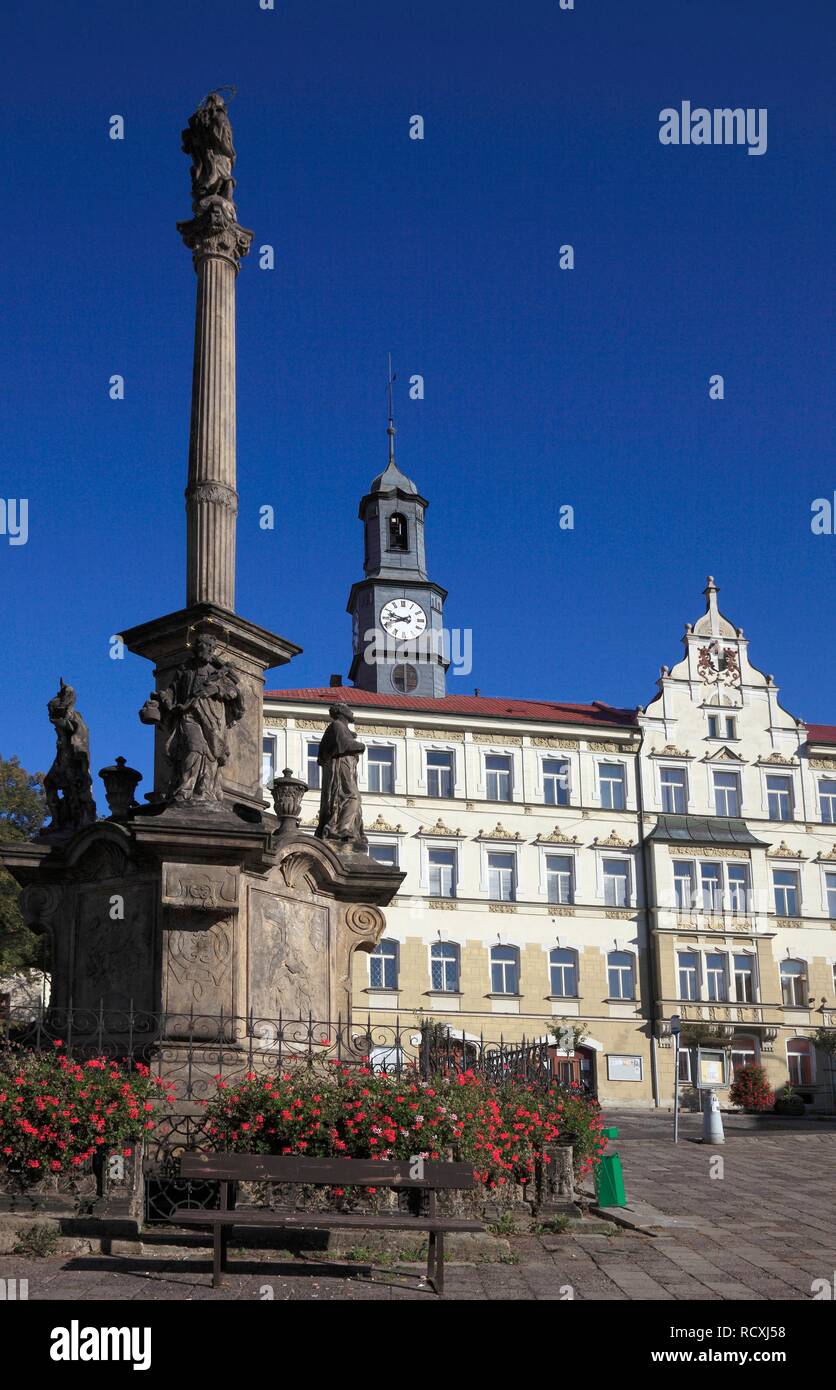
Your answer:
0,755 -> 46,973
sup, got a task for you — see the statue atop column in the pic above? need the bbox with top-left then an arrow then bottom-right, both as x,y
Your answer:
314,705 -> 368,852
177,90 -> 252,266
43,680 -> 97,832
139,632 -> 244,804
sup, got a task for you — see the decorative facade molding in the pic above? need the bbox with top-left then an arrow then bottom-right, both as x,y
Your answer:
355,723 -> 404,737
428,899 -> 457,910
188,481 -> 238,512
472,732 -> 522,746
417,818 -> 461,837
549,905 -> 576,917
477,822 -> 523,841
367,813 -> 403,834
264,716 -> 287,728
702,746 -> 745,762
605,908 -> 634,920
489,902 -> 516,913
668,845 -> 749,859
295,719 -> 327,730
592,830 -> 634,849
810,757 -> 836,770
757,752 -> 798,766
531,737 -> 580,750
417,728 -> 464,742
767,841 -> 805,859
774,917 -> 803,929
649,744 -> 692,759
586,740 -> 629,753
535,827 -> 581,845
815,845 -> 836,862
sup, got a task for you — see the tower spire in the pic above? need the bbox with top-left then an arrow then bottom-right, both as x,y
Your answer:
386,353 -> 397,464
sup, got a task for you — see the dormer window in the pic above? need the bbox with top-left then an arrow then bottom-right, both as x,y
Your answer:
388,513 -> 408,551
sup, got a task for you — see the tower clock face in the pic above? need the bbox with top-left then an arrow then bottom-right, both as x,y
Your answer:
380,598 -> 427,638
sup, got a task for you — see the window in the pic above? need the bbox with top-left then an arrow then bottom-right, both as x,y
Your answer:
707,714 -> 736,739
780,959 -> 808,1007
727,863 -> 750,914
773,869 -> 800,918
731,1037 -> 756,1073
490,945 -> 519,995
607,951 -> 635,1000
706,952 -> 728,1002
599,763 -> 626,810
388,512 -> 408,551
426,749 -> 454,799
307,741 -> 321,790
430,942 -> 459,993
733,954 -> 755,1003
787,1038 -> 813,1087
392,663 -> 418,694
700,862 -> 723,913
713,770 -> 740,816
677,951 -> 700,1002
543,759 -> 570,806
603,859 -> 630,907
677,1047 -> 692,1084
826,871 -> 836,919
673,862 -> 695,911
485,754 -> 512,802
549,948 -> 578,998
428,847 -> 457,898
262,735 -> 277,787
660,766 -> 687,814
367,746 -> 395,794
369,940 -> 398,990
820,779 -> 836,824
487,851 -> 516,901
368,842 -> 398,868
766,774 -> 794,822
545,854 -> 574,905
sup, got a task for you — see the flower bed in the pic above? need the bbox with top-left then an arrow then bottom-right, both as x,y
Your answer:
201,1063 -> 606,1193
0,1042 -> 174,1203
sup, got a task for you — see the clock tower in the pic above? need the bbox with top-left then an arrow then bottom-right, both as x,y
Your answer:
347,416 -> 448,696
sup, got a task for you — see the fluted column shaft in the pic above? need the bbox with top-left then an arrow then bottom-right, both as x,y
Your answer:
185,253 -> 238,609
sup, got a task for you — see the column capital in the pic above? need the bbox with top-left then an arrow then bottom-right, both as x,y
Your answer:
177,197 -> 253,270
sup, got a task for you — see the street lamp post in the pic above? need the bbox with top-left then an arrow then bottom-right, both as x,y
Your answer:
671,1014 -> 682,1143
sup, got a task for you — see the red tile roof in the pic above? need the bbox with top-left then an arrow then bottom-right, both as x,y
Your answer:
805,723 -> 836,745
263,685 -> 639,729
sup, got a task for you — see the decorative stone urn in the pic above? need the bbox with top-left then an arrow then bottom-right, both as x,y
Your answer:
98,757 -> 143,819
270,768 -> 308,840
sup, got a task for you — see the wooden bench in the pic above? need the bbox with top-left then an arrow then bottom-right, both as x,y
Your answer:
172,1152 -> 483,1293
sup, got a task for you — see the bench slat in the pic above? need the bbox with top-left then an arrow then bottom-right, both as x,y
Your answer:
178,1153 -> 475,1190
173,1210 -> 483,1233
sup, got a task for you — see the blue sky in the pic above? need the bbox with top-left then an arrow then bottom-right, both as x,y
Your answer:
1,0 -> 834,785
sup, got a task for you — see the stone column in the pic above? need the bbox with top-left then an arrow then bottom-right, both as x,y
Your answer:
177,95 -> 253,613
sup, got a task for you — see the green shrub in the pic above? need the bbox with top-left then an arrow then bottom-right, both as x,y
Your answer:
773,1087 -> 805,1116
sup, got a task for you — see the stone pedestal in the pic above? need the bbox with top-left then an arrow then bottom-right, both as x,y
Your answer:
4,814 -> 403,1064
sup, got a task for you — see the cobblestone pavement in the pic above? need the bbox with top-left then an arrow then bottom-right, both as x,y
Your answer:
1,1110 -> 833,1300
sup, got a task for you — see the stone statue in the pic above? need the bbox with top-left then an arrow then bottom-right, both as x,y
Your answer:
182,91 -> 237,213
315,704 -> 368,851
43,679 -> 97,832
140,632 -> 244,804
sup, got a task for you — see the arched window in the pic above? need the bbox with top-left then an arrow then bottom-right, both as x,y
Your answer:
787,1038 -> 814,1087
780,959 -> 808,1007
369,939 -> 399,990
388,513 -> 408,551
607,951 -> 635,1001
730,1036 -> 757,1073
430,942 -> 460,993
549,948 -> 578,998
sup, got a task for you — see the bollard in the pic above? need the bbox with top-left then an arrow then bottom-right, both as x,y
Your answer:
702,1089 -> 725,1145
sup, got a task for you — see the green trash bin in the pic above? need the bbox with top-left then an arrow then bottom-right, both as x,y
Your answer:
593,1125 -> 628,1208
